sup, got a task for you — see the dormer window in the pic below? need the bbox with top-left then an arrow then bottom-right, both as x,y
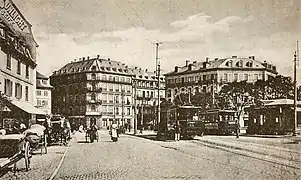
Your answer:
91,66 -> 96,71
246,62 -> 253,67
236,60 -> 243,67
226,60 -> 233,67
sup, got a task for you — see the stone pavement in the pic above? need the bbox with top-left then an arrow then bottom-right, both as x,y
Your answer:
0,142 -> 68,180
54,130 -> 301,180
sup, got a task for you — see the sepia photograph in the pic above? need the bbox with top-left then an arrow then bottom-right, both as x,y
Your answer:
0,0 -> 300,179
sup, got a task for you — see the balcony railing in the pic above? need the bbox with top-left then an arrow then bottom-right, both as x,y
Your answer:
86,99 -> 102,104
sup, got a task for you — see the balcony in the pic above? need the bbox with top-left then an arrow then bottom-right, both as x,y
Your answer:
85,87 -> 102,92
86,99 -> 102,104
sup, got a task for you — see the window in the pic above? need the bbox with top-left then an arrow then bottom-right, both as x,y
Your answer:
6,54 -> 11,70
127,107 -> 131,115
234,73 -> 238,81
25,65 -> 29,78
91,66 -> 96,71
25,86 -> 29,101
109,76 -> 113,81
102,75 -> 107,80
42,100 -> 48,107
244,74 -> 248,81
202,86 -> 207,93
195,87 -> 199,93
43,91 -> 48,96
91,105 -> 96,111
91,93 -> 96,101
203,75 -> 206,81
4,79 -> 13,96
37,90 -> 41,96
91,73 -> 96,80
17,61 -> 21,75
224,73 -> 228,82
15,83 -> 22,99
142,91 -> 145,98
102,93 -> 107,103
37,100 -> 42,106
254,74 -> 259,81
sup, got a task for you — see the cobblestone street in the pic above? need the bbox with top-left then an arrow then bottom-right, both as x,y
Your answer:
1,144 -> 68,180
53,131 -> 301,180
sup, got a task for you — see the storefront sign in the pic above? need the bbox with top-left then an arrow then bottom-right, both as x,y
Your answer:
0,0 -> 29,32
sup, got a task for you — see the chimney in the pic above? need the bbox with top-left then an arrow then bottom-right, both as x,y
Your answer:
214,58 -> 218,61
174,66 -> 179,72
79,58 -> 81,61
108,58 -> 110,61
193,61 -> 197,64
262,61 -> 267,67
74,59 -> 76,62
87,56 -> 90,60
83,57 -> 85,61
249,56 -> 255,60
97,55 -> 100,59
145,69 -> 148,72
232,56 -> 237,58
202,62 -> 207,69
135,66 -> 137,69
186,60 -> 190,66
188,64 -> 192,71
206,57 -> 209,62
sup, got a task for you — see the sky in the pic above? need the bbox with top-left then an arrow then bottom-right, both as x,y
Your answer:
13,0 -> 301,82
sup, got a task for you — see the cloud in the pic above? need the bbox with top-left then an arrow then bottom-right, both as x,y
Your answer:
36,12 -> 298,85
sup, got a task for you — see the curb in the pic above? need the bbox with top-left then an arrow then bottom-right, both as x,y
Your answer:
48,142 -> 71,180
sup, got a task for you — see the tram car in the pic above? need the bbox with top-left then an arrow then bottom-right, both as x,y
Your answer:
201,109 -> 237,135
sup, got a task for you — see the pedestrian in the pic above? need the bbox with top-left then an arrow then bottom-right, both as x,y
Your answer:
174,123 -> 181,141
110,120 -> 119,142
236,122 -> 240,138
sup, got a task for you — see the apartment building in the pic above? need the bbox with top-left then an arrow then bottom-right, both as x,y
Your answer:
36,71 -> 53,115
0,0 -> 43,128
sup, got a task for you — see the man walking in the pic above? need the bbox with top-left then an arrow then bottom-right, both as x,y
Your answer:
174,123 -> 181,141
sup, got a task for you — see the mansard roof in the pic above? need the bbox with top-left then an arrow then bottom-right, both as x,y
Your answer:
165,56 -> 277,76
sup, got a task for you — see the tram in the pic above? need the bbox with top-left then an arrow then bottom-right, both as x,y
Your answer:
166,106 -> 204,139
200,109 -> 237,135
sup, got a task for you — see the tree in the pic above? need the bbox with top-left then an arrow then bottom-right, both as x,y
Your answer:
216,81 -> 254,124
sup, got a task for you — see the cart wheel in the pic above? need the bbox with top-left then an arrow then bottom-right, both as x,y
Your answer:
24,141 -> 31,171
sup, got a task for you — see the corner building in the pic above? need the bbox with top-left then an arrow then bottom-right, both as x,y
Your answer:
50,56 -> 134,129
165,56 -> 278,130
0,0 -> 42,128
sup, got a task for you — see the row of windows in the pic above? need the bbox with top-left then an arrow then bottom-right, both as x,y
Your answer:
89,105 -> 132,115
6,54 -> 30,78
167,74 -> 217,84
36,90 -> 49,96
37,99 -> 49,107
90,73 -> 131,83
4,79 -> 29,101
225,60 -> 253,68
221,73 -> 263,82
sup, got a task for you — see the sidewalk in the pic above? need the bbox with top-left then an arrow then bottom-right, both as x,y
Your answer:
0,141 -> 69,180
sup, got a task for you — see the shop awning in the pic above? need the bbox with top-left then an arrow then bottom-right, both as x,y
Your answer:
10,100 -> 46,115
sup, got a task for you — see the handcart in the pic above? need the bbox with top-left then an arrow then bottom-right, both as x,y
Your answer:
0,134 -> 31,172
24,124 -> 47,155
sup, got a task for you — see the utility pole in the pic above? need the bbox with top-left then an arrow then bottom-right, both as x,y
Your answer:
121,84 -> 124,126
155,42 -> 162,132
293,40 -> 299,136
134,80 -> 137,134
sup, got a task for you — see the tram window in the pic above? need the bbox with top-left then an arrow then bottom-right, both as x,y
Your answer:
275,118 -> 279,123
254,118 -> 256,123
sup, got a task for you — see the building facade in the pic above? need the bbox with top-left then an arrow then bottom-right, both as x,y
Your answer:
50,56 -> 133,129
36,71 -> 52,115
164,56 -> 278,129
0,0 -> 43,128
50,56 -> 166,130
130,68 -> 165,130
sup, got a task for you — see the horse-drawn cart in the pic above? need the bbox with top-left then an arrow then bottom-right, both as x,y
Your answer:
0,134 -> 31,172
